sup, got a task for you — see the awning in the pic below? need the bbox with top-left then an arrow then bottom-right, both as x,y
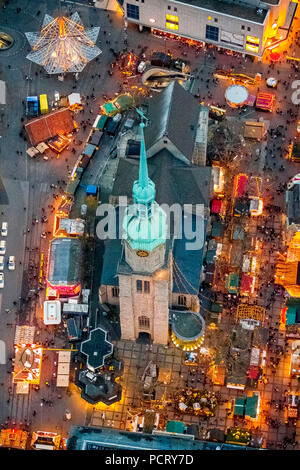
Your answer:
89,130 -> 103,146
287,307 -> 297,325
245,94 -> 256,107
256,92 -> 275,111
234,398 -> 245,416
240,274 -> 254,294
249,365 -> 260,380
233,174 -> 248,197
211,199 -> 222,214
206,249 -> 217,264
270,52 -> 281,62
245,394 -> 259,418
82,143 -> 96,157
211,222 -> 224,238
225,273 -> 239,293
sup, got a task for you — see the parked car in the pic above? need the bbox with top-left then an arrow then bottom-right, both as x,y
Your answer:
1,222 -> 7,237
0,256 -> 4,271
0,240 -> 6,255
8,256 -> 15,271
0,273 -> 4,288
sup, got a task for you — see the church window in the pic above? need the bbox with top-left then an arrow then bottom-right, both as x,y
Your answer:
139,316 -> 150,329
178,295 -> 187,306
112,286 -> 119,297
144,281 -> 150,293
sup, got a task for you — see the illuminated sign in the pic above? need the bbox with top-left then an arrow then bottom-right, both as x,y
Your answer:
246,36 -> 260,44
166,14 -> 179,30
246,44 -> 259,53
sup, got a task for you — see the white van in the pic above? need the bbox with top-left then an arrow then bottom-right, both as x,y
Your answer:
1,222 -> 7,237
0,256 -> 4,271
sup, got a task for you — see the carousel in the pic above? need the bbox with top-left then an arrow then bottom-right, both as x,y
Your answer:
225,84 -> 248,108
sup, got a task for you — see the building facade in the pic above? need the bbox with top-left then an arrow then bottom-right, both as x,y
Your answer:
118,0 -> 296,58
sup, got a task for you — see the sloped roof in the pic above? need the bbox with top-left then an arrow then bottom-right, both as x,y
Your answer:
111,149 -> 212,207
25,108 -> 75,145
144,81 -> 200,161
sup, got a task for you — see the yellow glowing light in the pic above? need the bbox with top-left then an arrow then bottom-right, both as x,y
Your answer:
166,22 -> 179,30
166,14 -> 179,22
247,35 -> 260,44
208,16 -> 212,20
246,44 -> 259,53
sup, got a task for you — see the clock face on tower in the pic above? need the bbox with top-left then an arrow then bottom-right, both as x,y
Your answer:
136,250 -> 149,257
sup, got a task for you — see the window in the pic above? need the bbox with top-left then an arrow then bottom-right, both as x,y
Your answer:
174,7 -> 177,11
178,295 -> 187,306
144,281 -> 150,293
136,280 -> 143,291
136,280 -> 150,293
206,25 -> 219,42
241,25 -> 245,30
246,35 -> 259,53
139,316 -> 150,329
168,5 -> 171,9
166,14 -> 179,30
112,286 -> 119,297
247,27 -> 251,31
127,3 -> 139,20
214,18 -> 218,23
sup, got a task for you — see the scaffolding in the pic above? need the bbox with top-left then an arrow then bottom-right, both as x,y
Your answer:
25,12 -> 101,74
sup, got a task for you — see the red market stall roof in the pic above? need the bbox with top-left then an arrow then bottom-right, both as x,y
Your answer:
25,108 -> 75,146
245,95 -> 256,107
270,52 -> 281,62
211,199 -> 222,214
249,366 -> 260,379
255,92 -> 275,111
233,174 -> 248,198
240,274 -> 254,294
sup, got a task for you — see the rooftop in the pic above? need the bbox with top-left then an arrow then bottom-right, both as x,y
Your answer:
144,81 -> 201,161
174,0 -> 268,24
81,328 -> 113,370
67,426 -> 257,450
171,310 -> 205,341
25,107 -> 75,146
48,237 -> 81,285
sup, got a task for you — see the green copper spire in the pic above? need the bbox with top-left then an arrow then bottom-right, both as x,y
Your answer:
122,118 -> 167,252
138,122 -> 149,189
132,120 -> 156,215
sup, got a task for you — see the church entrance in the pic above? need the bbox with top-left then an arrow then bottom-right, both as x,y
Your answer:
137,332 -> 152,344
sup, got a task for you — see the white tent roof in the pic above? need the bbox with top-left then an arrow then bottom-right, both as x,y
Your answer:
68,93 -> 81,106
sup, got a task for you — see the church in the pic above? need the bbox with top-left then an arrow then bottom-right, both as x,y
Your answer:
99,82 -> 212,346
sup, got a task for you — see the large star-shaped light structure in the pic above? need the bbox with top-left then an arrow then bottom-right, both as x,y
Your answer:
25,12 -> 101,74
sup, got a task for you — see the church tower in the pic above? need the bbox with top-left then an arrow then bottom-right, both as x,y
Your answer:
118,118 -> 171,345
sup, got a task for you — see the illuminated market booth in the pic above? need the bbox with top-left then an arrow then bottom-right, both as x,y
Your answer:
13,344 -> 43,386
0,429 -> 28,450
